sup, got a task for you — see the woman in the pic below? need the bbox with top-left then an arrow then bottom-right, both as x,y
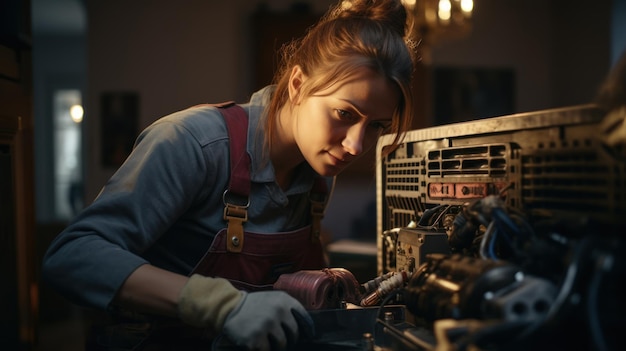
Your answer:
42,0 -> 417,350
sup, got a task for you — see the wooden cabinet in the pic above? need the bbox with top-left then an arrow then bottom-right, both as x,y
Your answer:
1,0 -> 36,349
0,115 -> 36,351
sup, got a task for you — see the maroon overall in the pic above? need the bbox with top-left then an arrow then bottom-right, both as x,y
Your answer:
190,102 -> 328,290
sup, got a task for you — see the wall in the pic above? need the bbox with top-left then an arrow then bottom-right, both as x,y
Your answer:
84,0 -> 335,200
431,0 -> 611,115
1,0 -> 37,346
82,0 -> 613,241
32,34 -> 86,221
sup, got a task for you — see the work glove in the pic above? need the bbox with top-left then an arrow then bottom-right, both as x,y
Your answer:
222,290 -> 315,350
177,274 -> 314,350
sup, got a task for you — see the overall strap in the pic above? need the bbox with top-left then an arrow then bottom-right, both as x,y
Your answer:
210,102 -> 329,249
310,177 -> 328,243
215,102 -> 250,253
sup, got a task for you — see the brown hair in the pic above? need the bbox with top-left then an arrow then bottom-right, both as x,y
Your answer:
264,0 -> 417,156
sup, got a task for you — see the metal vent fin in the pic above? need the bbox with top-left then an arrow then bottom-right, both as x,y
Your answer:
385,159 -> 422,192
427,144 -> 507,177
521,146 -> 625,216
385,195 -> 422,229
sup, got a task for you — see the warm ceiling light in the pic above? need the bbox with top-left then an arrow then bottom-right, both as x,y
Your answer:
461,0 -> 474,14
403,0 -> 474,63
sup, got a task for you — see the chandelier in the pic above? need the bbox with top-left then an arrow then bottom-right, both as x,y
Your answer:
402,0 -> 474,63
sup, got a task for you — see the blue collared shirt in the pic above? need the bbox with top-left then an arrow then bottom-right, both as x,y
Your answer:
42,86 -> 334,310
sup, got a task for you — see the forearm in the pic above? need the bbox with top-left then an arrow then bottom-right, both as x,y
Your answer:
113,264 -> 189,318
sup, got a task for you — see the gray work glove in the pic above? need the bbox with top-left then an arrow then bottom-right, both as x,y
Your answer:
177,274 -> 314,350
222,290 -> 315,351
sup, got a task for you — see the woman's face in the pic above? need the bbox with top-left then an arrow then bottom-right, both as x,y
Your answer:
289,66 -> 400,176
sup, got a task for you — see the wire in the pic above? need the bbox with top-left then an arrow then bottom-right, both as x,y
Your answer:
417,205 -> 444,226
417,205 -> 451,229
587,252 -> 613,351
376,287 -> 404,319
479,221 -> 497,259
488,228 -> 498,259
492,207 -> 521,235
478,205 -> 536,260
373,288 -> 405,343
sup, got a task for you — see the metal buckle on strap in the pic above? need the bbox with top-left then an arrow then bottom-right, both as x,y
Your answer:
223,190 -> 249,253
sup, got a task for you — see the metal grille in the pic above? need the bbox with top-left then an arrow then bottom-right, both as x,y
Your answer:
521,141 -> 626,219
385,158 -> 422,192
385,195 -> 421,229
427,144 -> 508,178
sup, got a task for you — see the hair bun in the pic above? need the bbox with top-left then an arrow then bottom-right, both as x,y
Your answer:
331,0 -> 409,38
